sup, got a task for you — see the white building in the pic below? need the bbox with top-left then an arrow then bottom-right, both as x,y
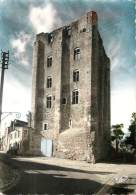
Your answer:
2,119 -> 30,155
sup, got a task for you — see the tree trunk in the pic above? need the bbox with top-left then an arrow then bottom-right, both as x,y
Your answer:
116,139 -> 119,153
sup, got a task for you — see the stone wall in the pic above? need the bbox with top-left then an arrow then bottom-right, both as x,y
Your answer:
56,12 -> 93,161
28,127 -> 41,156
56,128 -> 90,161
31,34 -> 45,130
31,11 -> 111,163
90,25 -> 111,162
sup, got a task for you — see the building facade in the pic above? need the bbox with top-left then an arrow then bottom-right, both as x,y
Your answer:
1,119 -> 30,155
31,11 -> 110,162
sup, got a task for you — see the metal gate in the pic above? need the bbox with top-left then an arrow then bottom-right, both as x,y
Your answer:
41,138 -> 53,157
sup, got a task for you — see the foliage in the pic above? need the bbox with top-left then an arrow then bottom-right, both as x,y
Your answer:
111,124 -> 124,152
125,112 -> 136,149
111,124 -> 124,141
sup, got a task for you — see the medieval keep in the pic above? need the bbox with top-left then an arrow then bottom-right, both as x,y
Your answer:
31,11 -> 110,163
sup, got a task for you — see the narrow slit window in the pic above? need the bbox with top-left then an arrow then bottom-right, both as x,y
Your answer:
74,48 -> 80,60
47,96 -> 52,108
47,56 -> 52,67
73,70 -> 79,82
69,119 -> 72,127
72,90 -> 79,104
47,77 -> 52,88
43,123 -> 48,130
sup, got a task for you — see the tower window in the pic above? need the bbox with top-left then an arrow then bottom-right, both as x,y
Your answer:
43,123 -> 48,130
62,98 -> 67,105
47,56 -> 52,67
72,90 -> 79,104
67,26 -> 71,36
47,77 -> 52,88
69,119 -> 72,127
48,33 -> 54,43
47,96 -> 52,108
74,48 -> 80,60
73,70 -> 79,82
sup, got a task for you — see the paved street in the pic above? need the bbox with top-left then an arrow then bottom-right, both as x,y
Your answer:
0,157 -> 19,192
0,153 -> 105,194
0,152 -> 136,194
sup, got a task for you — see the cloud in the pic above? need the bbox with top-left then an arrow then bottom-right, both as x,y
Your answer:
29,3 -> 61,33
11,32 -> 31,66
107,40 -> 122,71
1,75 -> 31,134
11,32 -> 31,54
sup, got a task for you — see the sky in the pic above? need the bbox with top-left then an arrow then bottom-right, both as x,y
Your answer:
0,0 -> 135,134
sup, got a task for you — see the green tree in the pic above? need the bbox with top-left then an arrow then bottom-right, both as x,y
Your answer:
111,124 -> 124,152
125,113 -> 136,149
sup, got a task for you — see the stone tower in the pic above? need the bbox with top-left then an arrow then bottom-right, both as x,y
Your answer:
31,11 -> 110,163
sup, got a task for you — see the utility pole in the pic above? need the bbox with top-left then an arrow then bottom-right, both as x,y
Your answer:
0,51 -> 9,128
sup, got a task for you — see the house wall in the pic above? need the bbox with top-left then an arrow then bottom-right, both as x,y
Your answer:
7,127 -> 29,155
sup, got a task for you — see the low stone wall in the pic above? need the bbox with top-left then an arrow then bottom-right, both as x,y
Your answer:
55,128 -> 90,161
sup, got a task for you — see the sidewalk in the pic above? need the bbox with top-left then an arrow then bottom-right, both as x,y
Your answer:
0,160 -> 20,192
15,156 -> 136,174
14,156 -> 136,194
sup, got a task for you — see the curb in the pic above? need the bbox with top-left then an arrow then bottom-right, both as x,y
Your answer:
96,174 -> 132,195
96,177 -> 115,195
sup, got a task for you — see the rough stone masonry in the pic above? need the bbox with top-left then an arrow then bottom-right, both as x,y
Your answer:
31,11 -> 111,163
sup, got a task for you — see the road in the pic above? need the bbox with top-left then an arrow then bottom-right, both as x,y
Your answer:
0,153 -> 106,194
1,153 -> 136,194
